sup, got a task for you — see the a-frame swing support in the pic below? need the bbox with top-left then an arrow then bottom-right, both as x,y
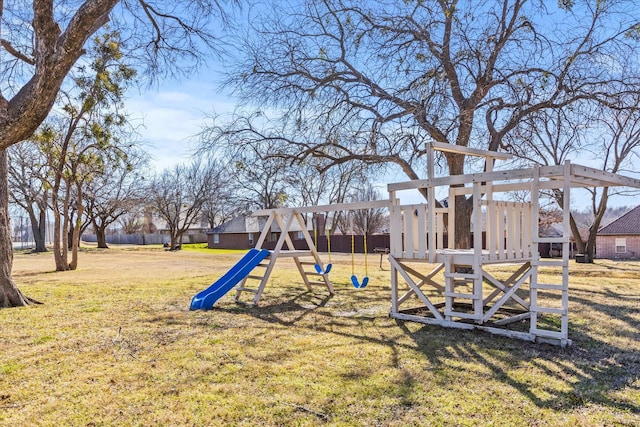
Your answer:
234,209 -> 334,305
236,200 -> 391,306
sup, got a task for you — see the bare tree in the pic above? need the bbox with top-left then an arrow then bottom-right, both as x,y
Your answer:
84,147 -> 150,248
8,141 -> 49,252
37,32 -> 136,271
199,159 -> 237,229
206,0 -> 640,249
349,181 -> 387,235
229,146 -> 291,211
149,159 -> 216,250
0,0 -> 237,306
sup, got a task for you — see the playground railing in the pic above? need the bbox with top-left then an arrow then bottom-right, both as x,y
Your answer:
479,200 -> 533,262
389,199 -> 533,263
390,204 -> 448,261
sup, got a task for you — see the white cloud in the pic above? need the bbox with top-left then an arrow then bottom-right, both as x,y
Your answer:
126,78 -> 236,171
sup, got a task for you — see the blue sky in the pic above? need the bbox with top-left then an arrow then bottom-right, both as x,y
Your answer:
127,71 -> 235,171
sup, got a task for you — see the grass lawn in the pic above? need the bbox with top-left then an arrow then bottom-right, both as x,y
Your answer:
1,245 -> 638,426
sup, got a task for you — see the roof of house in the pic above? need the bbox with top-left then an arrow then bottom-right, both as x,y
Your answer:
210,214 -> 313,234
210,216 -> 262,234
598,205 -> 640,235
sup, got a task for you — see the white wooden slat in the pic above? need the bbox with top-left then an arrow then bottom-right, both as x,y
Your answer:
405,206 -> 414,257
412,205 -> 420,255
444,292 -> 477,299
522,204 -> 532,257
506,204 -> 515,260
498,203 -> 506,260
390,204 -> 403,257
530,328 -> 564,340
472,183 -> 482,265
429,141 -> 513,160
529,165 -> 540,334
436,208 -> 445,253
252,199 -> 390,216
487,202 -> 497,260
448,188 -> 455,250
428,187 -> 437,262
514,204 -> 523,259
417,205 -> 427,258
531,306 -> 567,315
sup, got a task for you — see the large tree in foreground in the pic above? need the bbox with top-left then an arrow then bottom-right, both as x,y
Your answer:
205,0 -> 640,248
0,0 -> 236,307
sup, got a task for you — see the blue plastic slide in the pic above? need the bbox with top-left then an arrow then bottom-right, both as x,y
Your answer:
189,248 -> 271,310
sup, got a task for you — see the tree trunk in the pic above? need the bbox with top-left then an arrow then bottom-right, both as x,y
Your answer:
69,184 -> 83,270
446,152 -> 473,249
33,206 -> 47,252
95,222 -> 109,249
52,189 -> 71,271
0,150 -> 36,307
170,230 -> 182,250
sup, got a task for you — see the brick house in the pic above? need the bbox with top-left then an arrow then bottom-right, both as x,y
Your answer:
207,214 -> 316,250
596,205 -> 640,260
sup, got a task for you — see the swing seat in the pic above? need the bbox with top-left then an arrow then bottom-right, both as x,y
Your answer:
351,275 -> 369,289
314,263 -> 332,275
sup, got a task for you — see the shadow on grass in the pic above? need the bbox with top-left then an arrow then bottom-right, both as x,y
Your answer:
194,278 -> 639,416
393,283 -> 640,414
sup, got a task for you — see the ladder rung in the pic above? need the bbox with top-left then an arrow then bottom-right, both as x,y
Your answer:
236,287 -> 258,293
444,273 -> 480,280
299,261 -> 317,266
532,306 -> 566,315
532,283 -> 564,291
445,292 -> 477,299
531,328 -> 564,339
246,275 -> 264,280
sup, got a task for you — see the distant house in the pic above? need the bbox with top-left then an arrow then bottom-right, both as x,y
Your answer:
207,215 -> 262,250
538,223 -> 574,258
596,205 -> 640,260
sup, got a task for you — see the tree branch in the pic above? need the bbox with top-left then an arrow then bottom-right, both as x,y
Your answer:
0,39 -> 35,65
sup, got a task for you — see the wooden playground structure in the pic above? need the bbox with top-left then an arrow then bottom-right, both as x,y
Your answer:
232,142 -> 640,346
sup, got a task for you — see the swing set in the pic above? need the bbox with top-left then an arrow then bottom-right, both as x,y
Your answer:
233,201 -> 387,306
313,211 -> 371,288
202,141 -> 640,345
313,224 -> 332,275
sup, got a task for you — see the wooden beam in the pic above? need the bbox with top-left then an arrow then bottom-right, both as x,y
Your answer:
430,141 -> 513,160
570,164 -> 640,188
252,199 -> 390,216
388,165 -> 560,192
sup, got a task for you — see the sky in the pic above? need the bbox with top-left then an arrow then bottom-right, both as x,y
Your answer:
126,70 -> 235,171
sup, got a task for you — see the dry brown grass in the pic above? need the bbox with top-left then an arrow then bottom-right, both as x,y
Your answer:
1,246 -> 638,426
